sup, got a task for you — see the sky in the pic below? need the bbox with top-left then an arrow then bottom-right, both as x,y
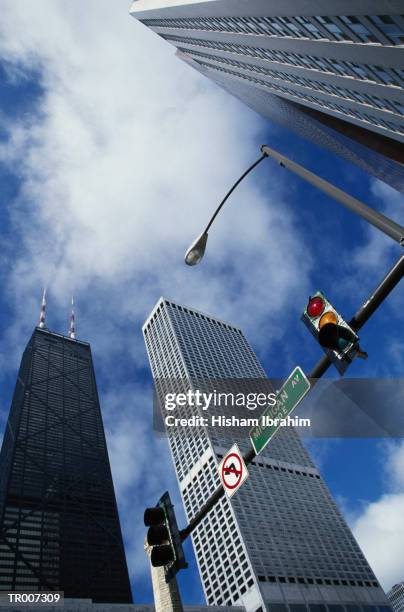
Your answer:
0,0 -> 403,606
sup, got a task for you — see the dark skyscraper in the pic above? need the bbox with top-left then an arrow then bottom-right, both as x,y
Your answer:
0,309 -> 132,603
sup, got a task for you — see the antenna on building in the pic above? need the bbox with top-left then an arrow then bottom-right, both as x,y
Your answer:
38,289 -> 46,328
68,296 -> 76,339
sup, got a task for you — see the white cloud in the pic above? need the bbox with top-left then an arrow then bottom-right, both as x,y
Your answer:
0,0 -> 312,591
351,441 -> 404,592
0,0 -> 312,363
384,439 -> 404,492
349,180 -> 404,274
353,493 -> 404,591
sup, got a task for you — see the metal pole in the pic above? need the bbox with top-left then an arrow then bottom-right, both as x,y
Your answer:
145,538 -> 184,612
350,254 -> 404,329
309,355 -> 332,379
204,153 -> 267,234
179,253 -> 404,542
261,145 -> 404,246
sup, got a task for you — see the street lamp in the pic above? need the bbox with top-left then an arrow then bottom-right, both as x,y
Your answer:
184,232 -> 209,266
184,152 -> 267,265
184,144 -> 404,266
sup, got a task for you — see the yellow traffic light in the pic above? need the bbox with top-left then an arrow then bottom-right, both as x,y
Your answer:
319,311 -> 338,328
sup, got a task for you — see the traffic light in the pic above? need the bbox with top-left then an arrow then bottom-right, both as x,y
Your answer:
144,491 -> 188,582
302,291 -> 367,375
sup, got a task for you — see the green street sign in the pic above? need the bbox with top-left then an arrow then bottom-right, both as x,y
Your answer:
249,366 -> 311,455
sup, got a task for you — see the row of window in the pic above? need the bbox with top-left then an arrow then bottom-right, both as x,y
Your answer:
143,13 -> 404,46
264,605 -> 391,612
221,453 -> 321,479
258,574 -> 379,587
179,47 -> 404,116
36,328 -> 89,350
144,299 -> 242,333
196,60 -> 404,136
167,33 -> 404,88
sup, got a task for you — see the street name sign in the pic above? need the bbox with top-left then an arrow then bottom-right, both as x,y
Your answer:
218,443 -> 249,499
249,366 -> 311,455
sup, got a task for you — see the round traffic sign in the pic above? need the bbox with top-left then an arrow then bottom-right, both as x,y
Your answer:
221,452 -> 243,490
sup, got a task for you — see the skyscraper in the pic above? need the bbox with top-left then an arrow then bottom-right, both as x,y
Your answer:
130,0 -> 404,192
143,297 -> 391,612
0,303 -> 132,603
388,583 -> 404,612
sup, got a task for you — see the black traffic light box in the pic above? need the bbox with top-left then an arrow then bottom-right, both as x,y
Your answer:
144,491 -> 188,583
302,291 -> 367,375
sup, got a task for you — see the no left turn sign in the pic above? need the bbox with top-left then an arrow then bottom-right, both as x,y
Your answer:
218,443 -> 249,498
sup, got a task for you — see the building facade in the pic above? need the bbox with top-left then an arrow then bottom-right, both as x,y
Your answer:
388,583 -> 404,612
143,297 -> 391,612
130,0 -> 404,192
0,327 -> 132,603
1,601 -> 243,612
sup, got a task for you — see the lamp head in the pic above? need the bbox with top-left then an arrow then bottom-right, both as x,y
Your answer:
184,232 -> 208,266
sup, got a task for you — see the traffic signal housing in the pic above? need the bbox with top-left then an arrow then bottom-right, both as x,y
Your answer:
302,291 -> 366,374
144,491 -> 188,582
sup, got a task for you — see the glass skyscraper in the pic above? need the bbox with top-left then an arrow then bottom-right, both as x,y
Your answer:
0,326 -> 132,603
143,297 -> 391,612
130,0 -> 404,192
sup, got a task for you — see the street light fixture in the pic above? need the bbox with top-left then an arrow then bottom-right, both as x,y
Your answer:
184,232 -> 208,266
184,144 -> 404,266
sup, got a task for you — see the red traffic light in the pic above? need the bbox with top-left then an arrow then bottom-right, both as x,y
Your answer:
307,296 -> 325,318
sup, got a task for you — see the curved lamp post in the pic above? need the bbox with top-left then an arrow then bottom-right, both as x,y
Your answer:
184,153 -> 267,265
184,144 -> 404,266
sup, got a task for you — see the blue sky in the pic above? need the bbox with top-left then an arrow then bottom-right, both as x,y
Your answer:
0,1 -> 404,606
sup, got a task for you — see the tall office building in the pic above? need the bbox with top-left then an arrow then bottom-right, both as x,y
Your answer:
0,310 -> 132,602
388,583 -> 404,612
131,0 -> 404,192
143,297 -> 391,612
